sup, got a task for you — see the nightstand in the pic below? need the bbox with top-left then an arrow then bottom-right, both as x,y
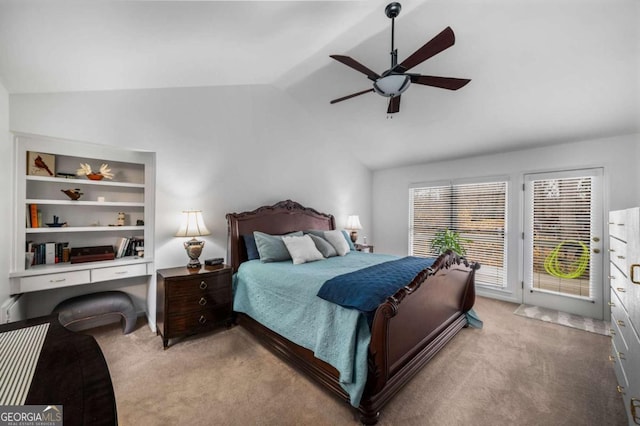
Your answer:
156,264 -> 232,349
355,244 -> 374,253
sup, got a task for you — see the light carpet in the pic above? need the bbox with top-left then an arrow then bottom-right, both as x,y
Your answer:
514,303 -> 609,336
89,296 -> 625,425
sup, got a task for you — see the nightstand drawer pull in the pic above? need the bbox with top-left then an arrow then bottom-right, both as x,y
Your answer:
609,329 -> 615,336
198,315 -> 207,324
618,351 -> 626,360
199,281 -> 208,290
608,301 -> 615,307
617,320 -> 626,327
199,297 -> 207,306
617,287 -> 626,293
49,278 -> 66,283
608,355 -> 615,363
617,385 -> 625,394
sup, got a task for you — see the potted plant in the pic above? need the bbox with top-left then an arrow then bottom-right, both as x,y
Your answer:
430,228 -> 471,256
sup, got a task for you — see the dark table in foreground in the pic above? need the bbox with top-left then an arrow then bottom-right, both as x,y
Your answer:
0,315 -> 117,425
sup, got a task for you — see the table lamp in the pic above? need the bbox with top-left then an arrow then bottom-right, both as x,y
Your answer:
345,215 -> 362,243
175,210 -> 211,268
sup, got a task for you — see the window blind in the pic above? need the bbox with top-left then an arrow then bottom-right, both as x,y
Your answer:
409,180 -> 508,288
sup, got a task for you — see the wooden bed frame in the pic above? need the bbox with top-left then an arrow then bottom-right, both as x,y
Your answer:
226,200 -> 479,424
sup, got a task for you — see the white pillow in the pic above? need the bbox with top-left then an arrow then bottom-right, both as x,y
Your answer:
323,230 -> 350,256
282,235 -> 325,265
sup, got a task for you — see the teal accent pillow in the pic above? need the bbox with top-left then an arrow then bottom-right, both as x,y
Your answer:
254,231 -> 303,262
308,234 -> 338,258
342,230 -> 356,251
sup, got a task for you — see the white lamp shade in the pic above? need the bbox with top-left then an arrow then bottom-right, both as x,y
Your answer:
175,210 -> 211,237
345,215 -> 363,230
373,74 -> 411,97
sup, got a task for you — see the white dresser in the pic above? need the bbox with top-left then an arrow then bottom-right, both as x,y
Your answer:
609,208 -> 640,425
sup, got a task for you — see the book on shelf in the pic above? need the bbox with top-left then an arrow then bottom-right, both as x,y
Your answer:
45,242 -> 56,264
114,237 -> 144,258
29,204 -> 39,228
27,242 -> 70,266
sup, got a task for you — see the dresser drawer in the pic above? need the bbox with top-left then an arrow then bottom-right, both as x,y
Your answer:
19,270 -> 91,292
609,237 -> 627,276
611,339 -> 629,390
91,263 -> 147,283
610,306 -> 629,352
609,210 -> 627,241
610,263 -> 630,311
610,288 -> 637,358
166,306 -> 231,336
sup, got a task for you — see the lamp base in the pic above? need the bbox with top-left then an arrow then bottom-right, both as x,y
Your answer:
350,231 -> 358,243
184,238 -> 205,269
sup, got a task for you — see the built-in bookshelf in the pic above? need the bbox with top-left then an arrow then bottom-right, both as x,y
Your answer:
9,133 -> 156,304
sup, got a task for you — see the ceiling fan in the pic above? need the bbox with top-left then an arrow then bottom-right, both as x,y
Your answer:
330,2 -> 470,114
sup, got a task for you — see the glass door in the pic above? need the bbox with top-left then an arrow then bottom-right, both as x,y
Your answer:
523,168 -> 604,319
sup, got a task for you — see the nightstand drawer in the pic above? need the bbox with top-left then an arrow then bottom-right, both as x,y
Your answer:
166,288 -> 231,315
166,274 -> 230,298
166,306 -> 231,336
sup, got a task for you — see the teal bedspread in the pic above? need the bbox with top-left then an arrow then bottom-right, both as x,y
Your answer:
233,252 -> 398,406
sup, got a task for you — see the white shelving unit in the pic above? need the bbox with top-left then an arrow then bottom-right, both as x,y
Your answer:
9,132 -> 156,324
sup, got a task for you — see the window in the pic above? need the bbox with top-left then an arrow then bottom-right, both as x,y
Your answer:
409,179 -> 508,288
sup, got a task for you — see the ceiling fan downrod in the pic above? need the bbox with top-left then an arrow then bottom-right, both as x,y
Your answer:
385,2 -> 402,69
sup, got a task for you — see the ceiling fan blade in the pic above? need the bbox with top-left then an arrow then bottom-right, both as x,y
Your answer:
393,27 -> 455,73
387,96 -> 401,114
330,55 -> 380,81
410,75 -> 471,90
330,88 -> 374,104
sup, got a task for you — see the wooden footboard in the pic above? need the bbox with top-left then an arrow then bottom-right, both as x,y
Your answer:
361,250 -> 478,423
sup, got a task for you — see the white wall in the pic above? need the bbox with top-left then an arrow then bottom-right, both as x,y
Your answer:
8,84 -> 372,316
0,80 -> 9,306
372,134 -> 640,305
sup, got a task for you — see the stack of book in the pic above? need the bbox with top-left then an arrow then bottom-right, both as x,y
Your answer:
27,242 -> 70,266
115,237 -> 144,258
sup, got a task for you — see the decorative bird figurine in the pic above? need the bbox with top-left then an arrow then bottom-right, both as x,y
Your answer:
61,188 -> 83,200
34,155 -> 54,176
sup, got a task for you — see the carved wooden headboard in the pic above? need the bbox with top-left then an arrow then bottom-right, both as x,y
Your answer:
225,200 -> 336,272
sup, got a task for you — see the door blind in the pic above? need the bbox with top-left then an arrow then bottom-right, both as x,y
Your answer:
409,180 -> 508,288
527,176 -> 593,298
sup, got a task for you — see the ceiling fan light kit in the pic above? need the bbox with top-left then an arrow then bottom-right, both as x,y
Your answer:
330,2 -> 471,114
373,74 -> 411,97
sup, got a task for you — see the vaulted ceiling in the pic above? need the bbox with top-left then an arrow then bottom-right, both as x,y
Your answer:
0,0 -> 638,169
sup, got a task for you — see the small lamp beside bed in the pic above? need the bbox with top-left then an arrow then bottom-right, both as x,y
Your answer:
345,215 -> 362,243
175,210 -> 211,268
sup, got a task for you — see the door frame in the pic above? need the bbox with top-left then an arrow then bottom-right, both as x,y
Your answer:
522,168 -> 604,320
